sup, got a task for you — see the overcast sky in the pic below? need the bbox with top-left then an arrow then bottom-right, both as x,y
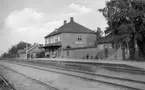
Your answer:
0,0 -> 108,55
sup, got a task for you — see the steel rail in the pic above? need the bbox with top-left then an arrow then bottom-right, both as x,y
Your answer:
2,61 -> 144,90
0,64 -> 59,90
0,74 -> 15,90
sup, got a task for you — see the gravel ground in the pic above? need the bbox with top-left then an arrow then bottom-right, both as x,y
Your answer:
0,65 -> 58,90
0,61 -> 132,90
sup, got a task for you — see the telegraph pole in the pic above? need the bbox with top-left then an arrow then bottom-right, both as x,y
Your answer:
26,27 -> 28,59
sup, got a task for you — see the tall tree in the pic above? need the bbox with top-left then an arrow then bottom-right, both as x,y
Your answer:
99,0 -> 145,60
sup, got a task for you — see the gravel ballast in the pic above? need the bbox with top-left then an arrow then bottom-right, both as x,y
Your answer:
0,65 -> 58,90
0,61 -> 133,90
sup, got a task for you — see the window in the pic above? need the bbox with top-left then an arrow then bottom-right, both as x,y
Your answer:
52,37 -> 55,43
49,36 -> 60,44
78,36 -> 82,41
55,37 -> 58,42
50,38 -> 53,43
47,38 -> 50,44
53,37 -> 55,43
58,36 -> 60,42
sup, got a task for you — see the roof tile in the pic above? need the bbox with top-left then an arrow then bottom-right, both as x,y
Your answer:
45,19 -> 95,38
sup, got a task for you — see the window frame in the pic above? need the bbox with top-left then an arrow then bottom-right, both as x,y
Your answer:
47,38 -> 50,44
78,36 -> 82,42
58,36 -> 60,42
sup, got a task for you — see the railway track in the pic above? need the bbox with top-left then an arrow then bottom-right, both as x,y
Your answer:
0,63 -> 59,90
0,74 -> 15,90
1,60 -> 145,90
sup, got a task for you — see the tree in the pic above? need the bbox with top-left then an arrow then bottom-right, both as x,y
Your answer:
1,41 -> 31,58
99,0 -> 145,60
16,41 -> 31,50
1,52 -> 9,58
96,27 -> 103,38
95,27 -> 103,44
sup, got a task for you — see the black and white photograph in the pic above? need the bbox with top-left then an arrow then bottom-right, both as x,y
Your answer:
0,0 -> 145,90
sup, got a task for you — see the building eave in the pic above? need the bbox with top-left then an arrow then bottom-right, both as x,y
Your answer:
45,32 -> 61,38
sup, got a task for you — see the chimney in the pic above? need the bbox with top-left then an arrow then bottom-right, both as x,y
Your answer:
64,20 -> 67,24
70,17 -> 74,22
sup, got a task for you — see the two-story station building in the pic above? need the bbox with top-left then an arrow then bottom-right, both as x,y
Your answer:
43,17 -> 97,58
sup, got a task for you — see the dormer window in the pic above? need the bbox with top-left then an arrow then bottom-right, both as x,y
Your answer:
78,36 -> 82,41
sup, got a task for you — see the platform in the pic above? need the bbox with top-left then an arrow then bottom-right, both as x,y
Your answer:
31,58 -> 145,70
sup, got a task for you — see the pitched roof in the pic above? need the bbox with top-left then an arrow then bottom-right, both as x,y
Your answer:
97,33 -> 124,44
97,33 -> 114,44
45,17 -> 95,38
27,43 -> 44,53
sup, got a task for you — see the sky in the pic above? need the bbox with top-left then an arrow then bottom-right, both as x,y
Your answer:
0,0 -> 108,55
